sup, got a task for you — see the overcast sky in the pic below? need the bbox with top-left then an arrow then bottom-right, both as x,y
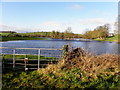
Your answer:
1,2 -> 118,34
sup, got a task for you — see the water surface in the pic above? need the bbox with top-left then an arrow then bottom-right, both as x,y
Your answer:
1,39 -> 119,55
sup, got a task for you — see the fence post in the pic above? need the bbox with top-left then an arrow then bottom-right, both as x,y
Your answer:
62,45 -> 69,57
62,45 -> 69,63
38,49 -> 40,70
13,49 -> 15,70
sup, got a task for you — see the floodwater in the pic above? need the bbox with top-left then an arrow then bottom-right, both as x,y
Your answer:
1,38 -> 119,56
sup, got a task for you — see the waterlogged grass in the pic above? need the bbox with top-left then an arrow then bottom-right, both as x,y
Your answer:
2,54 -> 56,60
1,37 -> 48,41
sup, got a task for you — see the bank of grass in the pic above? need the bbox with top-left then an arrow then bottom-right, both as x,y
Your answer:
94,34 -> 120,43
1,37 -> 48,41
0,33 -> 10,36
2,48 -> 120,89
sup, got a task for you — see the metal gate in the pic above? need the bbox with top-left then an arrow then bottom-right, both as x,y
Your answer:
1,47 -> 62,71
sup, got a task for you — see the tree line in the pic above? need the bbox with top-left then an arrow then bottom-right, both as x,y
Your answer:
2,27 -> 82,39
2,24 -> 115,40
51,27 -> 82,39
82,24 -> 110,39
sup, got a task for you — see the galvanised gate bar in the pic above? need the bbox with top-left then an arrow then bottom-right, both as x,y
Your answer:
0,47 -> 62,71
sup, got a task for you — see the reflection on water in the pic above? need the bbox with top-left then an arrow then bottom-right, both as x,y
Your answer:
0,39 -> 119,55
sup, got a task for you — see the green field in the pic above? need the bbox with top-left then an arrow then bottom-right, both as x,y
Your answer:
1,37 -> 48,41
0,32 -> 51,36
0,33 -> 10,36
0,32 -> 51,41
0,32 -> 50,41
17,32 -> 51,36
0,32 -> 51,37
3,55 -> 55,60
2,54 -> 56,60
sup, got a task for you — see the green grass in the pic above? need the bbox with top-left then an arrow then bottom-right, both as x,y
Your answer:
2,68 -> 120,89
2,54 -> 56,60
94,34 -> 120,42
1,37 -> 48,41
1,32 -> 50,41
105,34 -> 120,41
17,32 -> 51,36
0,33 -> 10,36
0,32 -> 51,37
2,48 -> 120,89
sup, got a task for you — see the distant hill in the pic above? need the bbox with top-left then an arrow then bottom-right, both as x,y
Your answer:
0,31 -> 16,33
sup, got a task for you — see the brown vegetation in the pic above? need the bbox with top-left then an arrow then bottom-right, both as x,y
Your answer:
3,47 -> 120,88
39,48 -> 120,78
